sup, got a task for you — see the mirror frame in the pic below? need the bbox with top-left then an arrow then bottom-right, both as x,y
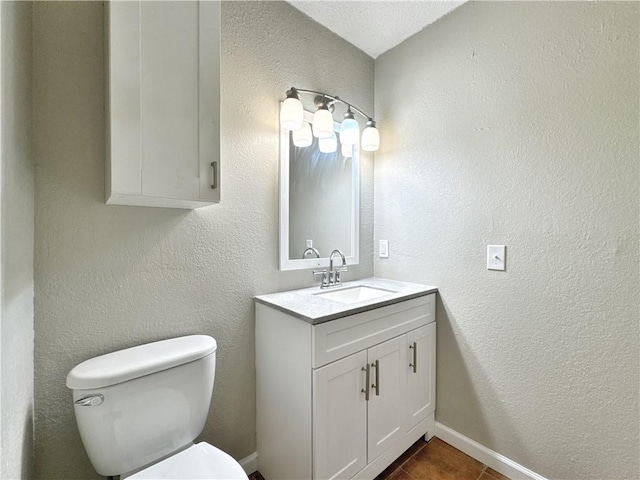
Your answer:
279,109 -> 360,271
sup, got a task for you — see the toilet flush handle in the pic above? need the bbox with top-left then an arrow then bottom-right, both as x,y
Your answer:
74,394 -> 104,407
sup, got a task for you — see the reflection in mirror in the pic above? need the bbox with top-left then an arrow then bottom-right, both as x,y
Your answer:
280,110 -> 359,271
289,136 -> 352,259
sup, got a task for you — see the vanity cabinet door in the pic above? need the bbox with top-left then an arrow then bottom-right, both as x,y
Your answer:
106,1 -> 220,209
406,323 -> 436,430
313,351 -> 368,480
367,336 -> 407,462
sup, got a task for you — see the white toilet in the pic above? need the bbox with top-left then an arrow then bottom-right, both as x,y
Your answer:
66,335 -> 248,479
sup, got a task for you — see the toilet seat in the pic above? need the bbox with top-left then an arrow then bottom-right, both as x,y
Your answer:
126,442 -> 248,479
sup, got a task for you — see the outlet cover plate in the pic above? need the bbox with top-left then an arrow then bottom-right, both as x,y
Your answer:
487,245 -> 506,271
379,240 -> 389,258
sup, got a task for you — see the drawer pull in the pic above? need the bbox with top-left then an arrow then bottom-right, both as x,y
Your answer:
409,342 -> 417,373
371,360 -> 380,396
361,364 -> 370,401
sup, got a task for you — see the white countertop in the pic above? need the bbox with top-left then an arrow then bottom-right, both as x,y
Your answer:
254,277 -> 437,324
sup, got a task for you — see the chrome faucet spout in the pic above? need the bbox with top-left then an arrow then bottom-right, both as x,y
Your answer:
326,249 -> 348,288
329,249 -> 346,272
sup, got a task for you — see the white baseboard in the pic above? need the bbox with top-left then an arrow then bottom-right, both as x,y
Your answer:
434,422 -> 547,480
238,451 -> 259,476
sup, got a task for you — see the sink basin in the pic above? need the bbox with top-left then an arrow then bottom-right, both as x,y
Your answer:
314,285 -> 396,304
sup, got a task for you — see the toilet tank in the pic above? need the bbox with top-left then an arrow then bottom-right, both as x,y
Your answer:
66,335 -> 217,477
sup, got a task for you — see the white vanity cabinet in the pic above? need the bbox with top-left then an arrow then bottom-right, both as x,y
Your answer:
255,289 -> 437,480
105,1 -> 220,209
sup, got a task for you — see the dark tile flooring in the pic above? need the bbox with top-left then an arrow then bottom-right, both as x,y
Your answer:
248,437 -> 510,480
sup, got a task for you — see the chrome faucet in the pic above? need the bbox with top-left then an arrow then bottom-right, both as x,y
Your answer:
302,247 -> 321,259
329,249 -> 347,286
313,249 -> 348,288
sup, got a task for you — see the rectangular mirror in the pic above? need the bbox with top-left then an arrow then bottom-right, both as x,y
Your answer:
280,109 -> 360,271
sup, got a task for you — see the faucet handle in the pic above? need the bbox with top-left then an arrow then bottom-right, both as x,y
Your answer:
313,269 -> 330,288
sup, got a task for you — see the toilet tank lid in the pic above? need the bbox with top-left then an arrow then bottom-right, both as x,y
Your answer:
66,335 -> 217,390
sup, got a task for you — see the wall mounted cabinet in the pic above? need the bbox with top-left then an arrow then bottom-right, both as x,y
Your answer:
105,1 -> 220,209
255,284 -> 436,480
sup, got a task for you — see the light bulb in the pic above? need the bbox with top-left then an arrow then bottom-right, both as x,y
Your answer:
292,122 -> 312,148
340,110 -> 360,145
319,132 -> 337,153
312,108 -> 334,138
280,90 -> 303,131
341,141 -> 353,158
361,120 -> 380,152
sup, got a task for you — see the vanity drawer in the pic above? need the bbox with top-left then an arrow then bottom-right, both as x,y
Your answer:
312,294 -> 435,368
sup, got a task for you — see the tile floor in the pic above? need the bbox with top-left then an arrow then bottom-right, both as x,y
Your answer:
374,437 -> 509,480
248,437 -> 510,480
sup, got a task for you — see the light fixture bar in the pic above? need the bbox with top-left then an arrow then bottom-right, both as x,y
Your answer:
282,87 -> 380,152
289,87 -> 374,123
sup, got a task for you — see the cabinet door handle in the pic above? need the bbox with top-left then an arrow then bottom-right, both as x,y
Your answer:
361,364 -> 370,401
371,360 -> 380,396
210,161 -> 218,189
409,342 -> 417,373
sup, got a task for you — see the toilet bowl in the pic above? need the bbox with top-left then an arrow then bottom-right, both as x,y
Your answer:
66,335 -> 248,479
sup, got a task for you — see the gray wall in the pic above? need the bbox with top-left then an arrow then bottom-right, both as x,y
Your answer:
374,2 -> 639,479
1,2 -> 33,479
33,1 -> 373,478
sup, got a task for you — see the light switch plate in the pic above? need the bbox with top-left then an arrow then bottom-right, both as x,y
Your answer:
487,245 -> 506,271
379,240 -> 389,258
306,239 -> 313,248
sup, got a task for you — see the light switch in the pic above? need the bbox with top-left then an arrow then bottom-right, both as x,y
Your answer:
379,240 -> 389,258
306,239 -> 313,248
487,245 -> 506,271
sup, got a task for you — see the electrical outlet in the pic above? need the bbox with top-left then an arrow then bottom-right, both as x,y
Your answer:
487,245 -> 506,271
379,240 -> 389,258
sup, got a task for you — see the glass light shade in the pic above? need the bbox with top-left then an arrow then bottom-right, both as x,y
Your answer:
292,122 -> 312,148
339,117 -> 360,145
361,125 -> 380,151
319,132 -> 338,153
312,109 -> 334,138
280,97 -> 304,131
341,142 -> 353,158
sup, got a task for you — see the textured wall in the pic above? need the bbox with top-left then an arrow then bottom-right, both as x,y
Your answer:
1,2 -> 33,478
374,2 -> 639,479
33,2 -> 373,478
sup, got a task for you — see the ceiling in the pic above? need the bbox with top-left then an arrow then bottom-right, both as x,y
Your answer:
287,1 -> 465,59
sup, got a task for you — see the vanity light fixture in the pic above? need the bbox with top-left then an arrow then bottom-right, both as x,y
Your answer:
339,107 -> 359,146
280,87 -> 380,153
312,97 -> 335,139
361,120 -> 380,152
280,89 -> 304,130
